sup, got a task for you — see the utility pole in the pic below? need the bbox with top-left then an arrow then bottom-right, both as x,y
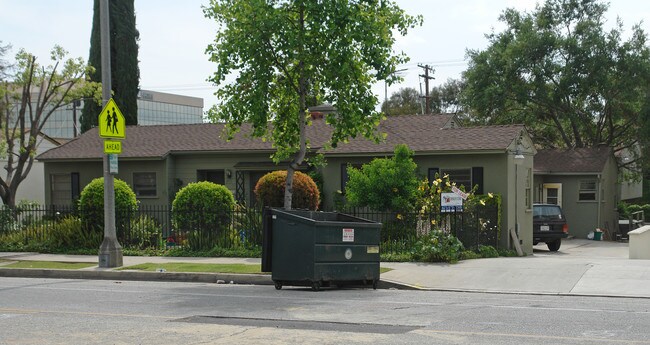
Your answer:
418,64 -> 435,114
98,0 -> 123,267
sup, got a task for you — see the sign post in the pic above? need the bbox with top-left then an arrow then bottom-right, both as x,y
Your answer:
98,0 -> 123,268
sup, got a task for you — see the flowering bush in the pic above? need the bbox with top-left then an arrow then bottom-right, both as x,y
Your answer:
413,172 -> 499,238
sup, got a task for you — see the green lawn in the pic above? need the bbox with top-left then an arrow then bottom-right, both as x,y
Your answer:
119,262 -> 267,274
2,261 -> 96,269
119,263 -> 393,275
0,259 -> 392,274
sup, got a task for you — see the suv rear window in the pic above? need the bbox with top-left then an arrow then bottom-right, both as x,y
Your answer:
533,205 -> 563,220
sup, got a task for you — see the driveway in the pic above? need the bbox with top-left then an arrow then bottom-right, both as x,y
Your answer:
533,237 -> 629,258
381,238 -> 650,297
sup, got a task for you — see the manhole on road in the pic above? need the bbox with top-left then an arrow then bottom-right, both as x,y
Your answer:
173,315 -> 422,334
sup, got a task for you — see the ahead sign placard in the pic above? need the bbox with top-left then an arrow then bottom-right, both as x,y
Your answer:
104,140 -> 122,154
98,98 -> 126,139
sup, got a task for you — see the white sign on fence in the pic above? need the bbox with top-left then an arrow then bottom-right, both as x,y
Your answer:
441,192 -> 463,213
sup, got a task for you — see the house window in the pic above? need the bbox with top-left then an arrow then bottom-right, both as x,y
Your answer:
51,174 -> 72,206
133,172 -> 157,197
197,170 -> 225,185
440,168 -> 472,190
579,180 -> 597,201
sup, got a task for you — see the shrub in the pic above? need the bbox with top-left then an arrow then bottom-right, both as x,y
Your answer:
254,170 -> 320,210
345,144 -> 419,212
125,215 -> 162,249
411,230 -> 465,263
172,181 -> 235,249
478,245 -> 499,258
44,216 -> 103,249
78,177 -> 138,234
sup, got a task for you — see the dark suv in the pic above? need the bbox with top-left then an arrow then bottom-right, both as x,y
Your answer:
533,204 -> 568,251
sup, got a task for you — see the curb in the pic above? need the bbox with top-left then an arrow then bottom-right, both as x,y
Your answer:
0,268 -> 413,290
0,268 -> 274,285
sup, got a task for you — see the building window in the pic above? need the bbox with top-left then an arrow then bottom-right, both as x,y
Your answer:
440,168 -> 472,190
51,174 -> 72,206
133,172 -> 157,197
579,180 -> 597,201
197,170 -> 225,185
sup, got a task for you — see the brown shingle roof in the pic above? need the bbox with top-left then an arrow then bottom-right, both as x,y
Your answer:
325,115 -> 524,154
534,147 -> 612,173
37,114 -> 524,161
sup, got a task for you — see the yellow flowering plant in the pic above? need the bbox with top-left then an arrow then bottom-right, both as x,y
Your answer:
415,172 -> 500,237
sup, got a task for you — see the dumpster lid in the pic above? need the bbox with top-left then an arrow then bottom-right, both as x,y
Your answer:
271,208 -> 380,226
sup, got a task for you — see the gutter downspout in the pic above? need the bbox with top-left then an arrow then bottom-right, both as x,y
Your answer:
597,173 -> 602,230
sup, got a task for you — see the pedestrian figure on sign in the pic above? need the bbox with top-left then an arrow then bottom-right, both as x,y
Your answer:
111,108 -> 119,134
105,110 -> 113,133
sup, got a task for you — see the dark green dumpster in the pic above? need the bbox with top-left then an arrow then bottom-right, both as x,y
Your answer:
262,208 -> 381,291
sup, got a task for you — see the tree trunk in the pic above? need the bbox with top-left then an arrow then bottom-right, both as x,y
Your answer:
284,92 -> 308,210
283,5 -> 307,211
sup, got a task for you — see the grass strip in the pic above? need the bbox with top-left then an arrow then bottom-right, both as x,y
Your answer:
3,261 -> 96,269
120,263 -> 392,275
119,262 -> 266,274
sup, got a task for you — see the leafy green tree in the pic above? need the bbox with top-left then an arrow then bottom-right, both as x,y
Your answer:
345,144 -> 419,212
430,78 -> 465,115
81,0 -> 140,133
0,46 -> 97,207
462,0 -> 650,170
382,87 -> 421,116
204,0 -> 421,210
0,41 -> 9,80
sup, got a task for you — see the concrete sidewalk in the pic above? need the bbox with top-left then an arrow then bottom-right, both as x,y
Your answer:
382,239 -> 650,298
1,239 -> 649,297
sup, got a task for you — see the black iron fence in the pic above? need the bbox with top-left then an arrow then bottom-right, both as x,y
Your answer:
339,204 -> 500,253
0,203 -> 499,253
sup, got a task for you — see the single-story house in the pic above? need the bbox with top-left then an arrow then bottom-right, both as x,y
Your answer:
533,147 -> 619,239
1,132 -> 66,205
37,114 -> 536,254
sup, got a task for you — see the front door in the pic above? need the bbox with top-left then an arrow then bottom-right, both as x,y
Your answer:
542,183 -> 562,206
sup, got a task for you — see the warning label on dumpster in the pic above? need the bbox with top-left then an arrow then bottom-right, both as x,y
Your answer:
342,228 -> 354,242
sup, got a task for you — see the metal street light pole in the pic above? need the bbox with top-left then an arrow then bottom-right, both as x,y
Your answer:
98,0 -> 122,267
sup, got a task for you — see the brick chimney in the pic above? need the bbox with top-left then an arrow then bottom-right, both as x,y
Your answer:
311,111 -> 324,120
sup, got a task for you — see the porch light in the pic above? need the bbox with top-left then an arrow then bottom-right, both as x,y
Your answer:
514,149 -> 525,164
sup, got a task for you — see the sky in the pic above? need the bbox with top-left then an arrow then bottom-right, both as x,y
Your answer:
2,0 -> 650,114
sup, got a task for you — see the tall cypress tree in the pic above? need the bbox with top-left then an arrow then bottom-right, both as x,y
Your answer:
81,0 -> 140,133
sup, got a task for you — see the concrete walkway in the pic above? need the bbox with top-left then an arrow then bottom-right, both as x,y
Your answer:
1,239 -> 649,298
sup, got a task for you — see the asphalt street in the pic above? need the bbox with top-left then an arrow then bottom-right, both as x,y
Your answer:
1,277 -> 649,345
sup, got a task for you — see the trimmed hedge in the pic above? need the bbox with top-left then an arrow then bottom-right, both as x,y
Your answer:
254,170 -> 320,210
78,177 -> 138,232
172,181 -> 235,249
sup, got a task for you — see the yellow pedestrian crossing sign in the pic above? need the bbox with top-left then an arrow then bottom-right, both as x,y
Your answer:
98,98 -> 126,139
